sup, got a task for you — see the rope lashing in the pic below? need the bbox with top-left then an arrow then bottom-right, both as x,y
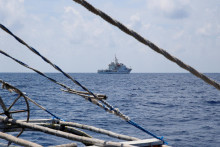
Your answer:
0,24 -> 106,102
62,89 -> 107,100
72,0 -> 220,91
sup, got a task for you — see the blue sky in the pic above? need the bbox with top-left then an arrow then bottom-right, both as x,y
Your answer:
0,0 -> 220,73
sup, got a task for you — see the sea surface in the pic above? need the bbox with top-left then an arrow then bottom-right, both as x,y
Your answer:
0,73 -> 219,147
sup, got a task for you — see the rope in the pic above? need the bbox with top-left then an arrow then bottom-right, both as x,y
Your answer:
127,120 -> 167,144
0,49 -> 69,90
72,0 -> 220,91
63,89 -> 129,120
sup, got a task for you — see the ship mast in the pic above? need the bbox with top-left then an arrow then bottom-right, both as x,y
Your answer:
115,55 -> 119,64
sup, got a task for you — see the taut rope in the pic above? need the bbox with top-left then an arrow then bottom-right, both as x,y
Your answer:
73,0 -> 220,91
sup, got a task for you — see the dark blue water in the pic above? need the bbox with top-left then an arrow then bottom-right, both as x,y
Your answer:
0,73 -> 219,147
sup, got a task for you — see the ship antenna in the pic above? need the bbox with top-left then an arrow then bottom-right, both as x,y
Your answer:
115,54 -> 118,64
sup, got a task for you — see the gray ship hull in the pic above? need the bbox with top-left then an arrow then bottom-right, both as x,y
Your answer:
98,69 -> 131,74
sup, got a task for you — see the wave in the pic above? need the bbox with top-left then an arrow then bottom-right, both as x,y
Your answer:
206,100 -> 220,105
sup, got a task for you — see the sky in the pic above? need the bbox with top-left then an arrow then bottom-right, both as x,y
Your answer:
0,0 -> 220,73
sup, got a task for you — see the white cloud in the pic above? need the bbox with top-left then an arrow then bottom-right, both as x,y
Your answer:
0,0 -> 220,73
197,23 -> 212,36
128,13 -> 141,28
173,30 -> 184,39
146,0 -> 190,19
0,0 -> 26,27
197,23 -> 220,36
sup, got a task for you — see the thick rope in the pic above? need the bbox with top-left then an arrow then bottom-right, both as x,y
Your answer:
72,0 -> 220,91
0,49 -> 69,90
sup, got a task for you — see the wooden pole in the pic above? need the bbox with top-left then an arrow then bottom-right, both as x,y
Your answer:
59,121 -> 139,141
1,118 -> 138,141
49,143 -> 77,147
62,89 -> 107,100
0,132 -> 42,147
0,116 -> 135,147
41,123 -> 92,138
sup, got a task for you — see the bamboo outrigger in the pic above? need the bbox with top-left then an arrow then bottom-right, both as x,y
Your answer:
0,80 -> 168,146
0,116 -> 165,147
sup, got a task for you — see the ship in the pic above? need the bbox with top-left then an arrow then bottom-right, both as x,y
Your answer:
98,56 -> 132,74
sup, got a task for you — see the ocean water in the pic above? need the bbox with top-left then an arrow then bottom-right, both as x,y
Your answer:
0,73 -> 219,147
